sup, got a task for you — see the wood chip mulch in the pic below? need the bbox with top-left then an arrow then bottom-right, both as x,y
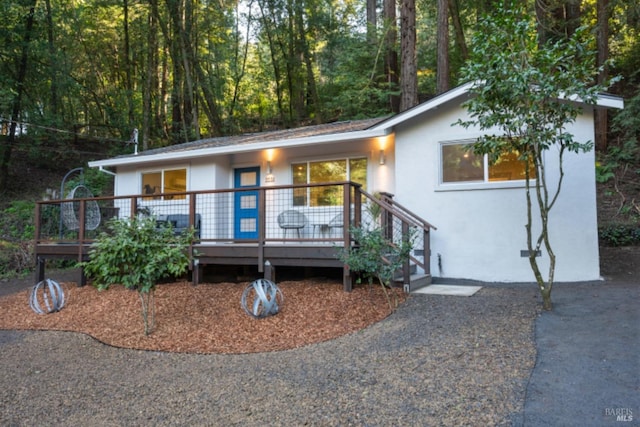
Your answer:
0,279 -> 402,354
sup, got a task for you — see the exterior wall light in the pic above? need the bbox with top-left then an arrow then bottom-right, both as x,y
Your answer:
379,149 -> 386,165
265,161 -> 275,183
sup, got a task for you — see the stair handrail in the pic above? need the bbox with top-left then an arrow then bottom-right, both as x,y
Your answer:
359,190 -> 437,232
357,188 -> 436,280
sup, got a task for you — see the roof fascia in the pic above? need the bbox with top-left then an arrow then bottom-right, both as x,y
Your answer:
88,127 -> 391,168
592,93 -> 624,109
367,82 -> 623,133
369,82 -> 474,132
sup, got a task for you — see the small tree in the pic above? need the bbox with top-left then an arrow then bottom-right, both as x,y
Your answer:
458,5 -> 616,310
339,224 -> 415,309
81,216 -> 195,335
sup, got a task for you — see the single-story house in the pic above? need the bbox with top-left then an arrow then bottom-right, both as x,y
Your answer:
54,82 -> 622,285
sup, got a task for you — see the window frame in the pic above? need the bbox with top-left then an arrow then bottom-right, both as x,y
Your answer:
291,156 -> 368,207
437,140 -> 537,191
140,167 -> 188,200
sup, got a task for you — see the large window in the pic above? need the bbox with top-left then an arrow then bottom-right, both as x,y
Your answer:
141,168 -> 187,200
292,158 -> 367,206
441,142 -> 535,184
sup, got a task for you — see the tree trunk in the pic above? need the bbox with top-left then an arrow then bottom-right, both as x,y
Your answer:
1,0 -> 37,191
367,0 -> 377,44
400,0 -> 418,111
536,0 -> 582,42
142,10 -> 157,150
383,0 -> 399,112
228,3 -> 252,130
595,0 -> 609,151
540,285 -> 553,310
45,0 -> 59,118
448,0 -> 468,61
123,0 -> 135,127
565,0 -> 581,36
436,0 -> 449,94
296,10 -> 322,124
257,0 -> 286,127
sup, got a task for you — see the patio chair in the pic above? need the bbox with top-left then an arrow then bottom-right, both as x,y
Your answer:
277,210 -> 308,238
327,212 -> 344,236
312,212 -> 347,238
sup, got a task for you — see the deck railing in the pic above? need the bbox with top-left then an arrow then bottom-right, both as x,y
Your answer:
35,182 -> 435,288
37,182 -> 363,244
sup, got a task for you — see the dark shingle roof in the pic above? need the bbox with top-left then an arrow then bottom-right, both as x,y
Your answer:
134,117 -> 388,158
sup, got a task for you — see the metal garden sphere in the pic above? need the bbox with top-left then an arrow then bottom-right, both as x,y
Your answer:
241,279 -> 283,318
29,279 -> 66,314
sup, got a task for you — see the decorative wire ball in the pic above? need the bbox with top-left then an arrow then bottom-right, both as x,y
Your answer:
29,279 -> 66,314
241,279 -> 284,318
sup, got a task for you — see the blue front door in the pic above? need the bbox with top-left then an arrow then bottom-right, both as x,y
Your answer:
234,167 -> 260,239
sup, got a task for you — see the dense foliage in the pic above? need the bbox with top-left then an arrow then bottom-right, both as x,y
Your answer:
1,0 -> 636,159
0,201 -> 35,276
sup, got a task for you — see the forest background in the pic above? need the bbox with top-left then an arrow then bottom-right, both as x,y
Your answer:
0,0 -> 638,275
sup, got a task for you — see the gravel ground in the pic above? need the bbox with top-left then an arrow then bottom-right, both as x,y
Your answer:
0,285 -> 538,426
1,246 -> 636,426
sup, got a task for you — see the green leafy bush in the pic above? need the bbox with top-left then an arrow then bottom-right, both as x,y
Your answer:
338,225 -> 415,309
599,224 -> 640,247
0,201 -> 36,276
80,216 -> 196,335
0,200 -> 35,242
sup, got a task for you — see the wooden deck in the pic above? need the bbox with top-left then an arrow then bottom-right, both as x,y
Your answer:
34,182 -> 435,291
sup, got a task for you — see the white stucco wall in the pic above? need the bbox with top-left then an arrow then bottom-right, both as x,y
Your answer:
108,137 -> 390,239
103,96 -> 601,282
393,101 -> 600,282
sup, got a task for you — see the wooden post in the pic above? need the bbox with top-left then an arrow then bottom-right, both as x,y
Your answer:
192,258 -> 201,286
343,264 -> 352,292
264,260 -> 275,282
78,200 -> 86,264
379,192 -> 394,240
79,268 -> 87,287
258,188 -> 266,272
402,221 -> 410,288
35,257 -> 45,283
343,183 -> 353,292
423,228 -> 431,276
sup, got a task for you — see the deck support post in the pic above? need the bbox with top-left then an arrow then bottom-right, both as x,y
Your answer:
343,264 -> 352,292
264,260 -> 275,282
35,257 -> 45,283
192,259 -> 201,286
79,268 -> 87,287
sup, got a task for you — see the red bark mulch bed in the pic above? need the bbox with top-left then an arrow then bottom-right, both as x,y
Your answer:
0,279 -> 402,354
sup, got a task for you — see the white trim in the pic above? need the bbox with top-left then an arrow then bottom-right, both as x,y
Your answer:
435,180 -> 529,192
369,82 -> 474,131
89,128 -> 390,168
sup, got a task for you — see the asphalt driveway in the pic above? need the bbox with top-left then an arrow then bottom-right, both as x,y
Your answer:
522,280 -> 639,426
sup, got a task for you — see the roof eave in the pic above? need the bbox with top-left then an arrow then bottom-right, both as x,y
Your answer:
88,127 -> 391,169
369,82 -> 474,131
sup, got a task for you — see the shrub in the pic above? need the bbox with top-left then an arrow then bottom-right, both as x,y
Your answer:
0,200 -> 35,242
80,216 -> 196,335
0,240 -> 33,277
338,225 -> 415,309
599,224 -> 640,247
